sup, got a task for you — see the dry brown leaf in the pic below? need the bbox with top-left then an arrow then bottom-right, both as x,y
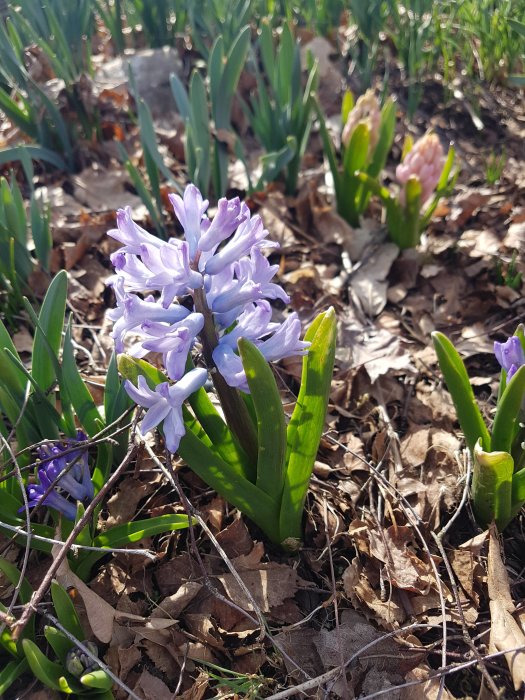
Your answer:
215,563 -> 300,613
134,669 -> 171,700
151,582 -> 202,619
368,526 -> 433,594
401,664 -> 454,699
342,559 -> 407,627
486,525 -> 525,691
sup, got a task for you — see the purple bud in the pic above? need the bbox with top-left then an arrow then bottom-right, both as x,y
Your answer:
494,336 -> 525,381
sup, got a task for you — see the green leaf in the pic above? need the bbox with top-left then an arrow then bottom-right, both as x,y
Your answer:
472,442 -> 513,530
0,658 -> 27,695
0,558 -> 33,604
491,365 -> 525,454
170,72 -> 191,121
343,122 -> 371,175
341,90 -> 354,126
44,626 -> 74,666
238,338 -> 286,498
279,308 -> 337,544
61,320 -> 104,437
22,639 -> 66,692
31,269 -> 68,395
432,332 -> 491,453
81,669 -> 113,690
178,429 -> 281,543
51,581 -> 85,642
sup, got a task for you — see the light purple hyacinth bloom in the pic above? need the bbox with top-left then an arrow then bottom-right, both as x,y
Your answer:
494,336 -> 525,381
125,369 -> 208,452
21,431 -> 94,521
108,183 -> 310,452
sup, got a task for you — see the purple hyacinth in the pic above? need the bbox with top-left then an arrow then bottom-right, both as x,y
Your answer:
108,183 -> 311,453
124,369 -> 208,452
21,432 -> 94,521
494,336 -> 525,381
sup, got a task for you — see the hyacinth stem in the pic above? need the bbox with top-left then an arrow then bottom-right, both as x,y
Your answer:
192,287 -> 259,465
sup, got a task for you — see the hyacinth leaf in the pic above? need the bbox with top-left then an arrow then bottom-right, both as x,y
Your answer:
432,332 -> 491,453
238,338 -> 287,498
178,428 -> 281,543
437,145 -> 456,191
279,308 -> 337,545
73,514 -> 193,580
368,98 -> 396,178
80,669 -> 113,690
0,557 -> 33,606
341,90 -> 354,126
44,626 -> 74,667
512,467 -> 525,507
491,365 -> 525,454
0,658 -> 27,695
62,321 -> 104,438
51,581 -> 85,643
313,98 -> 340,192
186,380 -> 253,482
0,317 -> 27,394
402,176 -> 422,248
343,121 -> 370,176
472,441 -> 513,530
0,491 -> 56,554
401,134 -> 414,161
31,269 -> 67,396
21,639 -> 66,692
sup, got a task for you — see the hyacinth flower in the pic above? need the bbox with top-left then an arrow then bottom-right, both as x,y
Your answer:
110,184 -> 336,545
21,432 -> 94,521
432,328 -> 525,530
357,132 -> 458,249
315,88 -> 397,227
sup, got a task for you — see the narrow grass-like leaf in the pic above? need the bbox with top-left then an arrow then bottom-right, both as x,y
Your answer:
61,321 -> 104,437
0,659 -> 27,695
238,338 -> 286,497
432,332 -> 491,453
279,308 -> 336,544
31,269 -> 67,395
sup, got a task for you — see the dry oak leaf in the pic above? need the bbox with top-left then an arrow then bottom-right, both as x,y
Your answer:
215,563 -> 303,613
486,525 -> 525,691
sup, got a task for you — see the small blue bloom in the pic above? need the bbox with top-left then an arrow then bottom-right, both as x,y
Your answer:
168,186 -> 209,259
494,336 -> 525,381
124,369 -> 208,452
198,196 -> 246,252
21,433 -> 94,521
141,313 -> 204,381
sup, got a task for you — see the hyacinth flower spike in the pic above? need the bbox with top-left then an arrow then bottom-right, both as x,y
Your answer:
21,433 -> 94,521
111,184 -> 337,545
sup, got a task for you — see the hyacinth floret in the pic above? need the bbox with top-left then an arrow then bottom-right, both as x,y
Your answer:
494,336 -> 525,382
396,132 -> 445,207
108,184 -> 310,452
21,431 -> 94,521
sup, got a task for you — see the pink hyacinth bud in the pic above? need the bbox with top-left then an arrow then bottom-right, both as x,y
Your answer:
341,89 -> 381,155
396,133 -> 445,206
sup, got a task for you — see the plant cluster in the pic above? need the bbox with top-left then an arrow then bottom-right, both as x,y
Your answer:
111,184 -> 336,545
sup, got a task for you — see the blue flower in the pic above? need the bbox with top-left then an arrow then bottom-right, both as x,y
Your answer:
21,433 -> 94,521
124,369 -> 208,452
494,336 -> 525,381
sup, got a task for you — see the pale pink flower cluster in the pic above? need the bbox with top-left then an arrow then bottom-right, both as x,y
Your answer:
341,89 -> 381,155
396,133 -> 444,206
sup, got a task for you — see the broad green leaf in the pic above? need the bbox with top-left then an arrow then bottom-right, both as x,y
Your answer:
44,626 -> 74,666
472,442 -> 513,530
22,639 -> 65,692
343,122 -> 370,175
31,269 -> 67,395
0,658 -> 27,695
432,332 -> 491,453
279,308 -> 337,544
81,669 -> 113,690
491,365 -> 525,454
74,514 -> 193,580
512,467 -> 525,506
61,321 -> 104,437
178,429 -> 281,543
368,97 -> 396,178
238,338 -> 286,498
0,558 -> 33,604
341,90 -> 354,126
51,581 -> 85,642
